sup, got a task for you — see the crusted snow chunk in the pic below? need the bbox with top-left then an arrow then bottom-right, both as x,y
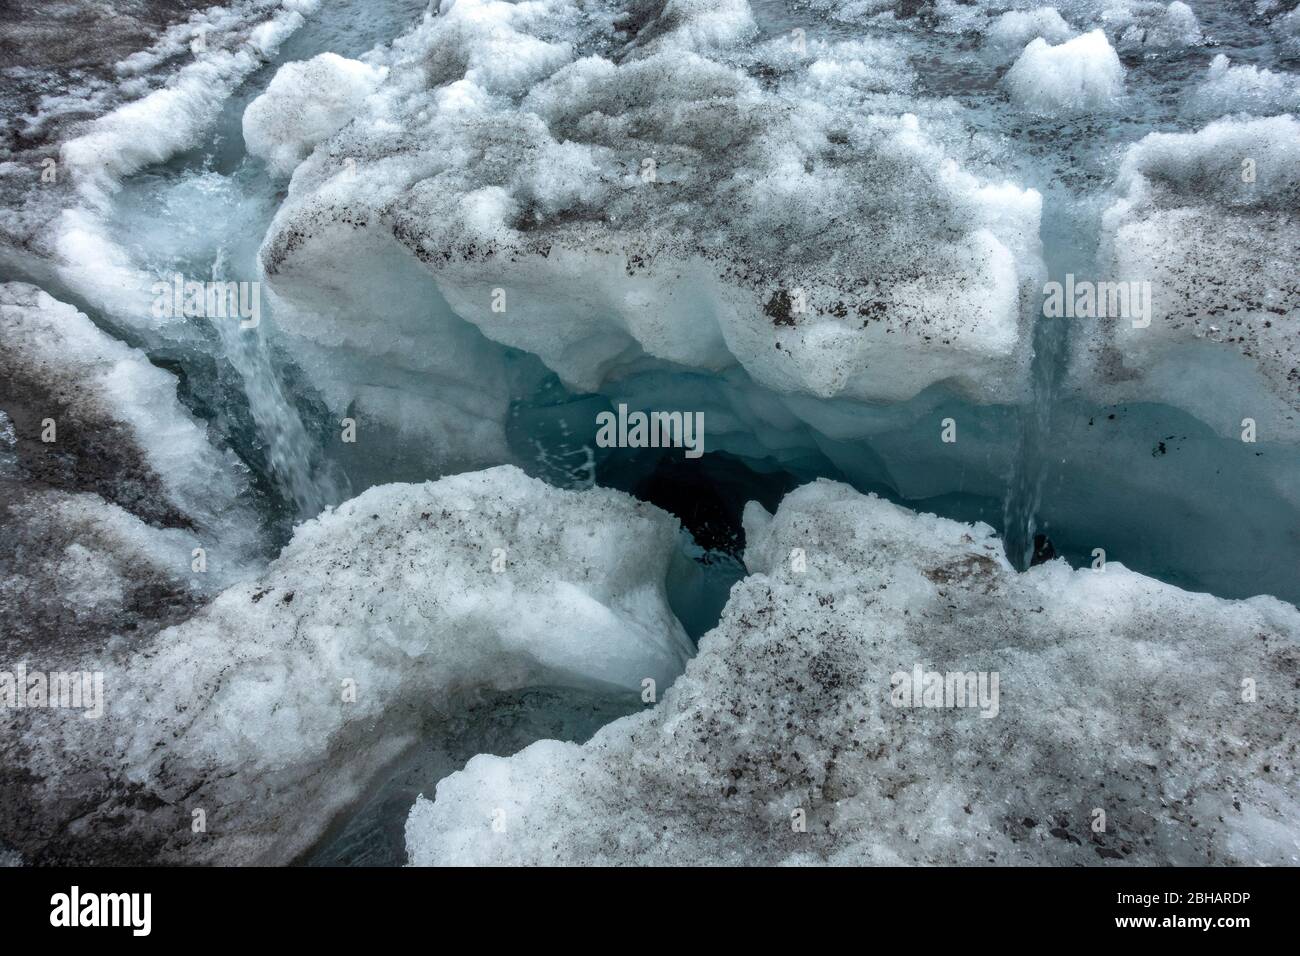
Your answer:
1004,30 -> 1124,115
1,466 -> 692,864
1113,0 -> 1202,50
260,0 -> 1044,410
1279,5 -> 1300,56
1188,54 -> 1300,119
243,53 -> 388,177
407,479 -> 1300,866
1074,115 -> 1300,439
986,7 -> 1075,58
1108,115 -> 1300,212
0,283 -> 256,549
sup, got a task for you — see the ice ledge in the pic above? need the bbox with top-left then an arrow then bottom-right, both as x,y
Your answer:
1073,115 -> 1300,442
256,0 -> 1044,408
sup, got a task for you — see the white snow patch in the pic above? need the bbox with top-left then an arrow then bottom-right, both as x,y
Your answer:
244,53 -> 389,177
1004,30 -> 1124,115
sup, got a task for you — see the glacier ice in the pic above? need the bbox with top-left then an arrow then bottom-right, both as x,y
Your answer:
986,8 -> 1076,59
1075,115 -> 1300,441
0,282 -> 259,568
0,466 -> 691,863
1113,0 -> 1203,51
407,481 -> 1300,866
0,1 -> 320,332
1,0 -> 1298,868
60,0 -> 319,200
259,0 -> 1045,410
1188,54 -> 1300,119
0,281 -> 259,702
0,489 -> 209,652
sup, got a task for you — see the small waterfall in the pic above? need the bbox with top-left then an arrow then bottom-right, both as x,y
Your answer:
1002,185 -> 1087,570
1003,293 -> 1067,569
208,250 -> 342,518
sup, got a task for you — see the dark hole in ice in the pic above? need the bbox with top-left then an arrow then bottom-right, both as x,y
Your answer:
1030,533 -> 1056,567
597,448 -> 802,556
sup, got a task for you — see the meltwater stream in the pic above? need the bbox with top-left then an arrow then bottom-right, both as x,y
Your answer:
207,246 -> 340,516
56,0 -> 438,539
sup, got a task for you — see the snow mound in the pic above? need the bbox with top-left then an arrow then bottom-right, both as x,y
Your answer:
260,0 -> 1044,413
243,52 -> 388,177
1113,1 -> 1202,51
407,479 -> 1300,865
1004,30 -> 1124,116
1188,55 -> 1300,119
2,466 -> 692,864
1073,115 -> 1300,440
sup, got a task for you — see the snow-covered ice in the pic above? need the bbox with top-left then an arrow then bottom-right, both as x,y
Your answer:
0,282 -> 258,570
259,0 -> 1045,410
407,481 -> 1300,865
1075,115 -> 1300,441
1,466 -> 691,864
243,52 -> 387,177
